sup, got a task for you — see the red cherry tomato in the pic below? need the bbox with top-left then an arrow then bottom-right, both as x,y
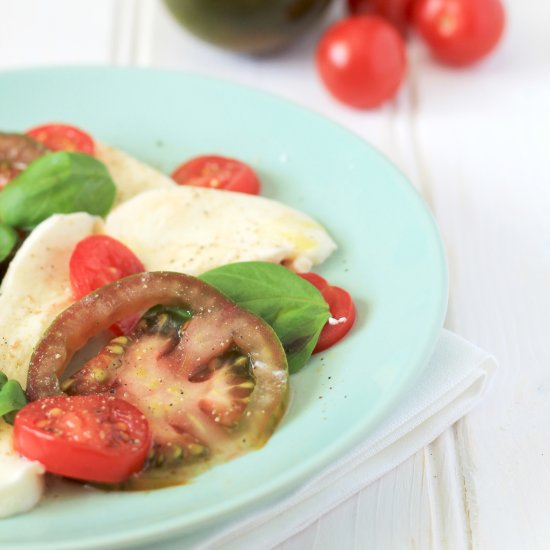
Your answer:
347,0 -> 415,36
69,235 -> 145,334
171,155 -> 261,195
69,235 -> 145,300
14,395 -> 150,483
299,273 -> 356,353
413,0 -> 505,66
26,123 -> 95,155
299,271 -> 330,289
316,16 -> 407,109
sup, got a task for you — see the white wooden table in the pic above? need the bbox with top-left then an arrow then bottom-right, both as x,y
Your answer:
2,1 -> 549,548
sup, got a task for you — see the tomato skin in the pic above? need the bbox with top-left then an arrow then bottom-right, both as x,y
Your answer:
299,273 -> 356,353
413,0 -> 505,66
69,235 -> 145,300
347,0 -> 414,36
171,155 -> 261,195
26,124 -> 95,155
316,16 -> 407,109
13,395 -> 150,483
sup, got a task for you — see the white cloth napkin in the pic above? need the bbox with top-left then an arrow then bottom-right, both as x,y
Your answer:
152,329 -> 496,550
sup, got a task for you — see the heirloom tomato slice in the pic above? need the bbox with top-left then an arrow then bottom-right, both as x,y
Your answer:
26,272 -> 288,488
0,132 -> 46,188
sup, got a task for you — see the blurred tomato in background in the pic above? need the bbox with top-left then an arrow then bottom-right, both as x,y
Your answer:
163,0 -> 505,110
347,0 -> 414,36
412,0 -> 505,66
316,15 -> 407,108
163,0 -> 333,54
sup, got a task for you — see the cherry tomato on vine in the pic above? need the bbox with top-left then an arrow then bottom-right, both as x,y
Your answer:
316,15 -> 407,109
299,272 -> 356,353
347,0 -> 414,36
26,123 -> 95,155
171,155 -> 261,195
412,0 -> 505,66
14,395 -> 150,484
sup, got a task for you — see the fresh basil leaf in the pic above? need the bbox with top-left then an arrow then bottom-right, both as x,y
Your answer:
0,151 -> 116,230
0,371 -> 27,425
200,262 -> 330,374
0,221 -> 17,262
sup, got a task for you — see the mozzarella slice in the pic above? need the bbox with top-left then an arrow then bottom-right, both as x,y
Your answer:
0,213 -> 100,387
105,187 -> 336,275
96,142 -> 176,207
0,421 -> 44,518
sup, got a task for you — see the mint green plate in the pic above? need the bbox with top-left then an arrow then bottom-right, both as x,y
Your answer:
0,68 -> 447,549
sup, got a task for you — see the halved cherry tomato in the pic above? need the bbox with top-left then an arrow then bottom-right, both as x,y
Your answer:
69,235 -> 145,335
347,0 -> 414,36
299,272 -> 356,353
26,123 -> 95,155
26,272 -> 288,489
13,395 -> 150,483
69,235 -> 145,300
413,0 -> 505,66
171,155 -> 261,195
316,16 -> 407,109
298,271 -> 329,289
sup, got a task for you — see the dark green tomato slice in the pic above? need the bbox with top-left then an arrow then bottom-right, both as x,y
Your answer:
163,0 -> 333,54
27,271 -> 289,489
0,132 -> 46,188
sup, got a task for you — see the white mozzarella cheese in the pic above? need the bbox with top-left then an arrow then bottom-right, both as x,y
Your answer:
0,213 -> 100,387
104,187 -> 336,276
0,421 -> 45,518
96,142 -> 177,207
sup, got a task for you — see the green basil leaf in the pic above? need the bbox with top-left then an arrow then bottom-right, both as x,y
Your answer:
0,222 -> 17,262
0,371 -> 27,425
0,151 -> 116,230
200,262 -> 330,374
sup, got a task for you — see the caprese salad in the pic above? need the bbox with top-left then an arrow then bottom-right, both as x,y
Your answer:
0,124 -> 356,517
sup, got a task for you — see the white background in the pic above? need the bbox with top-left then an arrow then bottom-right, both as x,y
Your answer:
1,0 -> 549,548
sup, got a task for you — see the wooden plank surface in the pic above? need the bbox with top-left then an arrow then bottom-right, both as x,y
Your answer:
2,0 -> 549,548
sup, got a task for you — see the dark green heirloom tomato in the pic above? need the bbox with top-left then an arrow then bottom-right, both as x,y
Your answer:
0,133 -> 45,189
163,0 -> 334,55
27,271 -> 289,489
